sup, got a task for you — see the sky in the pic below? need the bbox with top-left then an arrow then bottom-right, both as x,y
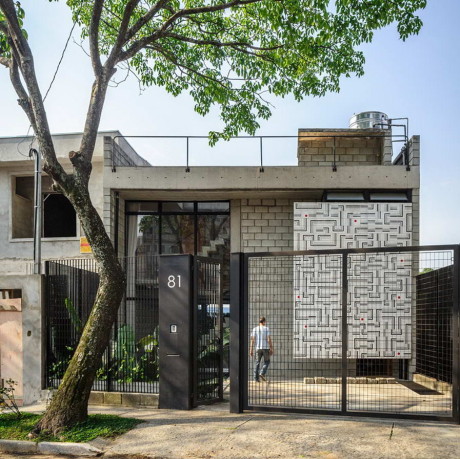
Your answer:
0,0 -> 459,245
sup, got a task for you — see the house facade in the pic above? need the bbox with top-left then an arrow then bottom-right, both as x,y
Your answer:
0,122 -> 420,405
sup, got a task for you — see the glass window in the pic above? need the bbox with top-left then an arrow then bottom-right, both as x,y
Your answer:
161,215 -> 195,254
126,215 -> 160,257
197,202 -> 230,212
326,192 -> 365,201
197,215 -> 230,301
126,202 -> 159,213
162,202 -> 194,213
125,201 -> 230,300
369,192 -> 409,202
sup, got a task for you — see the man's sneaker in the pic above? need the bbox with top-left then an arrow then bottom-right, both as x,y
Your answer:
259,374 -> 267,382
254,378 -> 260,383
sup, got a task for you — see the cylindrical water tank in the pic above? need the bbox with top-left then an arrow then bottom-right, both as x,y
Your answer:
349,111 -> 389,129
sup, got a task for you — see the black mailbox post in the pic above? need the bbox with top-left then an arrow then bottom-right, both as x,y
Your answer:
159,255 -> 193,409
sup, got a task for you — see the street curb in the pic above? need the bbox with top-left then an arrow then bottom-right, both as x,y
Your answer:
0,439 -> 103,456
0,439 -> 37,454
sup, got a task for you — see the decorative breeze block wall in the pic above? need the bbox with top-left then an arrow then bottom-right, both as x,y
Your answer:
293,203 -> 413,359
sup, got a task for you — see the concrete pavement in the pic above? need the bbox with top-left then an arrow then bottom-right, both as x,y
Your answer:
19,401 -> 460,459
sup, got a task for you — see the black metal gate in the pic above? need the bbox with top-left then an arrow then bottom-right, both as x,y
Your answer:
194,257 -> 224,405
231,245 -> 460,423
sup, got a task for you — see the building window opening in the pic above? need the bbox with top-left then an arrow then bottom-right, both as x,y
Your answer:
12,176 -> 77,239
43,193 -> 77,238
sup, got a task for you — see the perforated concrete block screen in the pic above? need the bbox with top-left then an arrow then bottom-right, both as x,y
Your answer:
293,203 -> 413,359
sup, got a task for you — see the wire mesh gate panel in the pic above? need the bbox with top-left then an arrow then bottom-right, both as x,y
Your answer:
247,254 -> 343,410
194,258 -> 224,405
44,256 -> 160,393
241,246 -> 459,422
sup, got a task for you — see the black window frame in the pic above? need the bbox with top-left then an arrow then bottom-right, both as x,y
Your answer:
125,200 -> 230,258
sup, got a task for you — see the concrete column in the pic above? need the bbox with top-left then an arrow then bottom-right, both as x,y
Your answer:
408,135 -> 420,166
382,131 -> 393,165
230,199 -> 241,252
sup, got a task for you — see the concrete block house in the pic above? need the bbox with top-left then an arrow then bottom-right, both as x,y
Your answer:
0,114 -> 422,407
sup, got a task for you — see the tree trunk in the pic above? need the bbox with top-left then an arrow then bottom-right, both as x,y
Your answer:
35,192 -> 125,435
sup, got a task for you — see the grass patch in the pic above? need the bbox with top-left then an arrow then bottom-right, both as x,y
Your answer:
0,413 -> 142,443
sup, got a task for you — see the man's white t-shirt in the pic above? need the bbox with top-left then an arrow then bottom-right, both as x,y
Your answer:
251,325 -> 270,350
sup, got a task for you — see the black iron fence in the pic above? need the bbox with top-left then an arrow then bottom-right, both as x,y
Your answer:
44,255 -> 160,394
194,258 -> 224,405
416,266 -> 453,384
231,245 -> 459,423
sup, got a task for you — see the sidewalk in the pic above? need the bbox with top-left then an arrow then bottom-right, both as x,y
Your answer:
22,402 -> 460,459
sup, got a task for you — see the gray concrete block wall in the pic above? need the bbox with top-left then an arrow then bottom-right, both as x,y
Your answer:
298,136 -> 384,167
241,199 -> 293,378
240,198 -> 294,253
103,137 -> 114,240
408,136 -> 420,167
383,133 -> 393,165
408,136 -> 420,377
412,189 -> 420,247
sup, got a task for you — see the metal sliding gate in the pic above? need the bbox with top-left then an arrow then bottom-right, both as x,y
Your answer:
231,245 -> 459,423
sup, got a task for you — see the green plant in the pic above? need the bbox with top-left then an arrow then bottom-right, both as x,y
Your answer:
138,327 -> 160,380
64,298 -> 84,335
110,325 -> 159,383
0,379 -> 22,418
47,298 -> 83,382
0,413 -> 142,443
48,345 -> 75,380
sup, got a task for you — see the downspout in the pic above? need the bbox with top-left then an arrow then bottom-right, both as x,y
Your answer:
30,148 -> 42,274
114,191 -> 120,256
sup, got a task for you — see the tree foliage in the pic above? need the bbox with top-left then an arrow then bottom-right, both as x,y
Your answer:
4,1 -> 426,141
65,0 -> 426,141
0,0 -> 426,433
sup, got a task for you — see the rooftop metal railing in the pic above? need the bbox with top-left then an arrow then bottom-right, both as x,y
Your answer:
111,132 -> 409,173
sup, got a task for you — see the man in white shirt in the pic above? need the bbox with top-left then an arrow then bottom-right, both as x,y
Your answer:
250,316 -> 274,382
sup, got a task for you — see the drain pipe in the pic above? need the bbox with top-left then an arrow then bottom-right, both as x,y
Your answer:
30,148 -> 42,275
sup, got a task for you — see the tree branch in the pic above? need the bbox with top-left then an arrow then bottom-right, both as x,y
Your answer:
9,55 -> 36,127
89,0 -> 104,75
0,0 -> 68,186
105,0 -> 140,69
150,44 -> 247,92
164,32 -> 282,51
126,0 -> 170,41
78,72 -> 113,168
117,0 -> 263,63
161,0 -> 261,31
0,55 -> 11,67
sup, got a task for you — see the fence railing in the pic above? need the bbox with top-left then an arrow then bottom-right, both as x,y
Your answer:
44,255 -> 160,394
